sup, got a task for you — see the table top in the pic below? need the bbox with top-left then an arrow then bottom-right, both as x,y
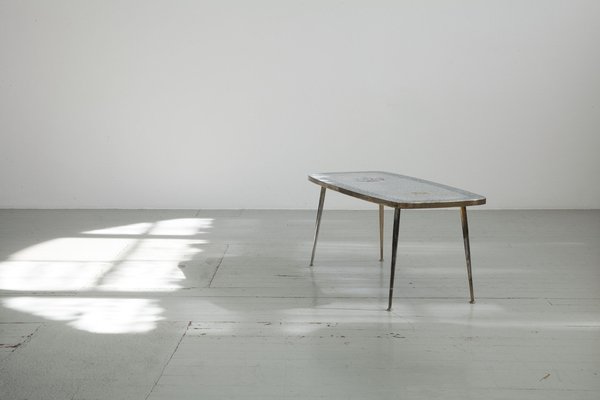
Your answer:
309,171 -> 486,209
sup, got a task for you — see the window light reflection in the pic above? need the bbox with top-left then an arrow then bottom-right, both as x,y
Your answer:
84,223 -> 154,235
83,218 -> 213,236
98,261 -> 188,291
0,261 -> 112,291
124,239 -> 206,261
3,297 -> 163,334
9,238 -> 134,262
0,218 -> 215,334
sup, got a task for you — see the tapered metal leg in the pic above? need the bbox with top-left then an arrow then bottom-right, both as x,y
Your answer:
309,187 -> 326,266
387,208 -> 401,311
379,204 -> 384,261
460,207 -> 475,304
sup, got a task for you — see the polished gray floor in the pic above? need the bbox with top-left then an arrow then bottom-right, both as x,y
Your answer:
0,209 -> 598,399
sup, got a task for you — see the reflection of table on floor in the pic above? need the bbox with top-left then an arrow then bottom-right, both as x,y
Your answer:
308,171 -> 486,311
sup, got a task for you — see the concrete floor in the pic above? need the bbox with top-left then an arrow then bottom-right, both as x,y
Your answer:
0,209 -> 598,399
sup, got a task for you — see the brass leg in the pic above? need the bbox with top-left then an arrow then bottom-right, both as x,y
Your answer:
379,204 -> 384,261
387,208 -> 401,311
309,187 -> 326,266
460,207 -> 475,304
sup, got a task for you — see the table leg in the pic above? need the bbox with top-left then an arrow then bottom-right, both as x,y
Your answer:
460,206 -> 475,304
379,204 -> 384,261
387,208 -> 401,311
310,187 -> 326,266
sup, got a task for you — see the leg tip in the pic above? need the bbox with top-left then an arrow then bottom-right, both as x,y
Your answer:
469,299 -> 475,304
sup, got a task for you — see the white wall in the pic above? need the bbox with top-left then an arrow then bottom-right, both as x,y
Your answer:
1,0 -> 599,209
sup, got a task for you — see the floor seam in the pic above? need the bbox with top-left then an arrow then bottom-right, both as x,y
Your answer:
145,321 -> 191,400
208,244 -> 229,288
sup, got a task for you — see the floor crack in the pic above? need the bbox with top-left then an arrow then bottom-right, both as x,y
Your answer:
1,324 -> 42,352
